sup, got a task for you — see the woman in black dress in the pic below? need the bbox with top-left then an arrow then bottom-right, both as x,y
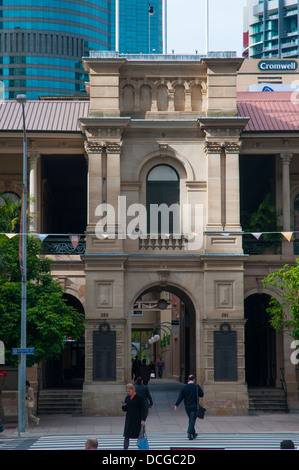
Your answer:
122,383 -> 146,449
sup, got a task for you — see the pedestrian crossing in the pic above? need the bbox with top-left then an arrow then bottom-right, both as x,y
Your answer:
1,433 -> 297,451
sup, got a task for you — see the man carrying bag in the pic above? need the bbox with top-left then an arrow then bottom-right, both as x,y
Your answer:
174,374 -> 205,440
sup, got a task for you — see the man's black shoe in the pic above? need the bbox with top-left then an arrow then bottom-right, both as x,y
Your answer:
188,433 -> 194,440
193,433 -> 198,439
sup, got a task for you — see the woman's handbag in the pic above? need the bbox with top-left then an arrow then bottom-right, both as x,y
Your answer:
137,426 -> 149,450
196,404 -> 206,419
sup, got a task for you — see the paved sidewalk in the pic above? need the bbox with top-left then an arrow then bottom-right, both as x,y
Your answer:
1,379 -> 299,438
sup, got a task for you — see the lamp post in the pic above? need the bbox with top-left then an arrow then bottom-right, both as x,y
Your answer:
16,94 -> 27,435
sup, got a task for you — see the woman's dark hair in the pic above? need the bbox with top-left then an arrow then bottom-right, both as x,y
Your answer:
136,376 -> 143,385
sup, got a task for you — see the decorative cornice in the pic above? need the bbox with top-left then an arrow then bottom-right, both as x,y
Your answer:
204,141 -> 241,154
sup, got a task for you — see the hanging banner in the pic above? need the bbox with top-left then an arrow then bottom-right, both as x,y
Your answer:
69,235 -> 80,249
5,233 -> 17,239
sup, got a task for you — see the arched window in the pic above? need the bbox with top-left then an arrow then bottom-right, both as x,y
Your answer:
146,164 -> 180,234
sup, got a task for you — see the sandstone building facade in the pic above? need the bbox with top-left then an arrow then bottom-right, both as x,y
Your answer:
1,54 -> 298,416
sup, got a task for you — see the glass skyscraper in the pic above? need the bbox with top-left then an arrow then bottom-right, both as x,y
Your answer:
243,0 -> 299,59
0,0 -> 167,99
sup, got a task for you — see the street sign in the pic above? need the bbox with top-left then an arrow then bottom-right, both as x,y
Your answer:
12,348 -> 35,355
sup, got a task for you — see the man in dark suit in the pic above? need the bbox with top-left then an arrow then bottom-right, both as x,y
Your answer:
174,374 -> 204,440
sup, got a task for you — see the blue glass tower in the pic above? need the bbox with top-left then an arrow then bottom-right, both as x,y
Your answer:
0,0 -> 167,99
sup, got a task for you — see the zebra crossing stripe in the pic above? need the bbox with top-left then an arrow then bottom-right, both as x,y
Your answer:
27,433 -> 299,451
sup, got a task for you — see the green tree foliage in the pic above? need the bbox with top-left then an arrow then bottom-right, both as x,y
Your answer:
263,260 -> 299,339
0,192 -> 22,233
0,234 -> 85,367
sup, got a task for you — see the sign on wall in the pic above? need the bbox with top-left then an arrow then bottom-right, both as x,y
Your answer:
258,59 -> 298,72
93,322 -> 116,381
214,323 -> 237,381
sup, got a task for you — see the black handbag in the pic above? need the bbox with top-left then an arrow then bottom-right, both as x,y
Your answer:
196,404 -> 206,419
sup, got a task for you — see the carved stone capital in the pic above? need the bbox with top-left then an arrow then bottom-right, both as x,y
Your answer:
280,152 -> 293,166
106,141 -> 122,154
27,151 -> 40,165
84,141 -> 105,154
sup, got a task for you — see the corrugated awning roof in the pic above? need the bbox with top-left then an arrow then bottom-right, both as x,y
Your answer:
1,93 -> 298,133
0,100 -> 90,132
237,91 -> 299,132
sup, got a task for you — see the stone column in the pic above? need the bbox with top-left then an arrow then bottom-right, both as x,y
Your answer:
280,152 -> 293,231
84,141 -> 105,229
106,141 -> 122,233
28,151 -> 39,233
280,152 -> 293,258
205,142 -> 223,231
225,142 -> 242,233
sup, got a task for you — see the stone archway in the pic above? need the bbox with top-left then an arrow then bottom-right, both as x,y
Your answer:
131,283 -> 197,383
43,294 -> 85,389
244,293 -> 277,387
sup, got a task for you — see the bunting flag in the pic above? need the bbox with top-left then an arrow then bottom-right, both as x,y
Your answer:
1,230 -> 299,241
69,235 -> 80,249
251,232 -> 262,240
37,234 -> 48,242
281,232 -> 293,242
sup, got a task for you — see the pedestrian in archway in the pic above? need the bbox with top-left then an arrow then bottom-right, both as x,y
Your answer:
132,355 -> 141,381
156,356 -> 165,378
174,374 -> 204,440
135,376 -> 153,419
139,359 -> 151,385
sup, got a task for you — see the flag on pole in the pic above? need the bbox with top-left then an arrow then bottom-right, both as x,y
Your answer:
148,3 -> 154,15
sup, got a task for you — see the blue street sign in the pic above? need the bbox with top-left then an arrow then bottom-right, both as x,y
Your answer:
12,348 -> 35,355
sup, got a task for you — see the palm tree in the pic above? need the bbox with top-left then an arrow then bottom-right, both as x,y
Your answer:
0,192 -> 22,233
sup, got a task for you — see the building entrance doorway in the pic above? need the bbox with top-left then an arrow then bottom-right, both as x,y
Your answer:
43,294 -> 85,389
245,293 -> 277,387
131,285 -> 196,383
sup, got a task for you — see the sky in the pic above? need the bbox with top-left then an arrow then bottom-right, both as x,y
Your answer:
167,0 -> 247,56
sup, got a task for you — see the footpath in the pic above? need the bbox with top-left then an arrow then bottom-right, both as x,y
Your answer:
1,379 -> 299,438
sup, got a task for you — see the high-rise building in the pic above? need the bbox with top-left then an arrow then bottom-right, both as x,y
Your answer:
243,0 -> 299,59
0,0 -> 167,99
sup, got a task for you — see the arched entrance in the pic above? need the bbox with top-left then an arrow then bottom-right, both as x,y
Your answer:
43,294 -> 85,389
131,284 -> 196,383
245,293 -> 277,387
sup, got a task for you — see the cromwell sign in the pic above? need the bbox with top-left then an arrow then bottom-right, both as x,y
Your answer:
258,59 -> 298,72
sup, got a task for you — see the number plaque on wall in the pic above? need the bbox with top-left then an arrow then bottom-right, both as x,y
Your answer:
214,323 -> 237,381
93,322 -> 116,381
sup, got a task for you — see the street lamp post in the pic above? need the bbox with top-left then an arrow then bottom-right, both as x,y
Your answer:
16,94 -> 27,435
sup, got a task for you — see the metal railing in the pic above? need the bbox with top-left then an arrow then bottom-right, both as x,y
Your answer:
42,236 -> 86,255
88,51 -> 237,60
242,238 -> 281,255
